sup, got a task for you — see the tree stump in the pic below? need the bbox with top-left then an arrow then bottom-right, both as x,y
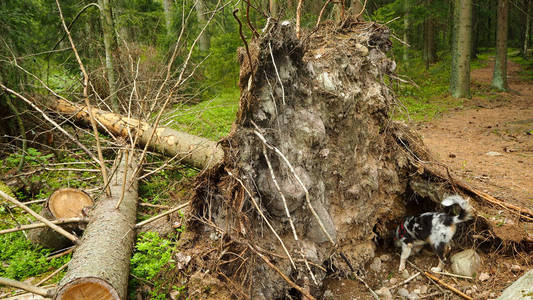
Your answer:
28,188 -> 93,249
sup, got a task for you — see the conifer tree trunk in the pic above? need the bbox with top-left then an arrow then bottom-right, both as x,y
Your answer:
424,0 -> 437,69
98,0 -> 119,112
450,0 -> 472,98
163,0 -> 173,37
195,0 -> 210,52
403,0 -> 409,67
523,0 -> 531,58
269,0 -> 278,17
492,0 -> 509,91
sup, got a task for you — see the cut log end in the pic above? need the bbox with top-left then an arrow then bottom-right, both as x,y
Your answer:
48,188 -> 93,219
55,277 -> 119,300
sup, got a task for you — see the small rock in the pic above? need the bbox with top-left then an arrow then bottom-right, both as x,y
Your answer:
370,257 -> 382,272
380,254 -> 391,262
389,278 -> 398,285
175,252 -> 192,270
398,288 -> 410,298
466,289 -> 474,295
511,264 -> 521,273
451,249 -> 482,277
497,270 -> 533,299
376,287 -> 393,300
412,288 -> 421,294
479,272 -> 490,282
486,151 -> 503,156
489,292 -> 495,298
322,290 -> 334,299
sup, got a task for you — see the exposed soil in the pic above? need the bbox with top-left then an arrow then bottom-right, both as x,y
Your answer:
417,60 -> 533,210
321,61 -> 533,300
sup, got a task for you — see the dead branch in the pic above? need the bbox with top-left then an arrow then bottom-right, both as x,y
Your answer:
422,162 -> 533,220
0,83 -> 100,166
135,202 -> 190,229
0,277 -> 54,298
432,271 -> 473,280
227,170 -> 297,269
247,244 -> 316,300
316,0 -> 333,28
0,191 -> 78,243
296,0 -> 303,38
390,272 -> 421,289
0,217 -> 87,235
424,272 -> 473,300
55,0 -> 110,196
36,262 -> 69,287
252,126 -> 335,245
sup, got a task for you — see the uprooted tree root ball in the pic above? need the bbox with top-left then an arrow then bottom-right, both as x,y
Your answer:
180,20 -> 532,299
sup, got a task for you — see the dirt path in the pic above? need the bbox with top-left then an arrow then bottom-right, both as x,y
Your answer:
417,60 -> 533,209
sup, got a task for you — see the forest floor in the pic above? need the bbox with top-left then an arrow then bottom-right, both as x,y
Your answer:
417,59 -> 533,211
322,60 -> 533,300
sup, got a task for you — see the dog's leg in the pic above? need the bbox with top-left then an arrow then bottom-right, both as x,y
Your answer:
430,242 -> 446,272
398,243 -> 412,272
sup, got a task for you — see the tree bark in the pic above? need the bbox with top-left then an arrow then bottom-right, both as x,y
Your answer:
195,0 -> 210,52
54,152 -> 138,300
450,0 -> 472,98
51,99 -> 223,170
403,0 -> 409,67
163,0 -> 173,37
98,0 -> 119,112
522,0 -> 531,58
269,0 -> 278,18
425,0 -> 437,65
492,0 -> 509,91
28,188 -> 93,250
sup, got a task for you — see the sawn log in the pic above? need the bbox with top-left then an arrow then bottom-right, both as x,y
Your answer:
54,151 -> 138,300
51,98 -> 224,169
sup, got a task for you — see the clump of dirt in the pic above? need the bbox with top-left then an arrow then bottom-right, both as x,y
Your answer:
183,20 -> 532,300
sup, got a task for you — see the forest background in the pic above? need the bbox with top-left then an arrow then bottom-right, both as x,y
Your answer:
0,0 -> 532,299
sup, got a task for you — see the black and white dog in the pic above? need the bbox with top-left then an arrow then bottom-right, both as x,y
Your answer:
394,195 -> 473,272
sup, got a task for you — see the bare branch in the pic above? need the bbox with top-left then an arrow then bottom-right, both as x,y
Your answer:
55,0 -> 111,196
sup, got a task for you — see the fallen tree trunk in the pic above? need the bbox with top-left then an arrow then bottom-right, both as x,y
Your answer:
51,99 -> 223,170
54,151 -> 138,300
28,188 -> 93,249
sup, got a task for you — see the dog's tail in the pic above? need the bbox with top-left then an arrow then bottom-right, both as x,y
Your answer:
441,195 -> 473,223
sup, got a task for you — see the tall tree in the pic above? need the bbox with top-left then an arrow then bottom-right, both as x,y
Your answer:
450,0 -> 472,98
98,0 -> 119,112
523,0 -> 532,58
269,0 -> 278,18
492,0 -> 509,91
403,0 -> 409,66
163,0 -> 173,37
196,0 -> 210,52
424,0 -> 437,69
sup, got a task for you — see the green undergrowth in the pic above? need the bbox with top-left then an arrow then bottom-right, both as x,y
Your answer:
165,89 -> 239,140
393,53 -> 490,122
0,147 -> 99,286
129,231 -> 179,300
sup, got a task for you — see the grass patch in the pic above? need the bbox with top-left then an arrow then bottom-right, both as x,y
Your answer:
393,52 -> 490,121
165,89 -> 239,140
